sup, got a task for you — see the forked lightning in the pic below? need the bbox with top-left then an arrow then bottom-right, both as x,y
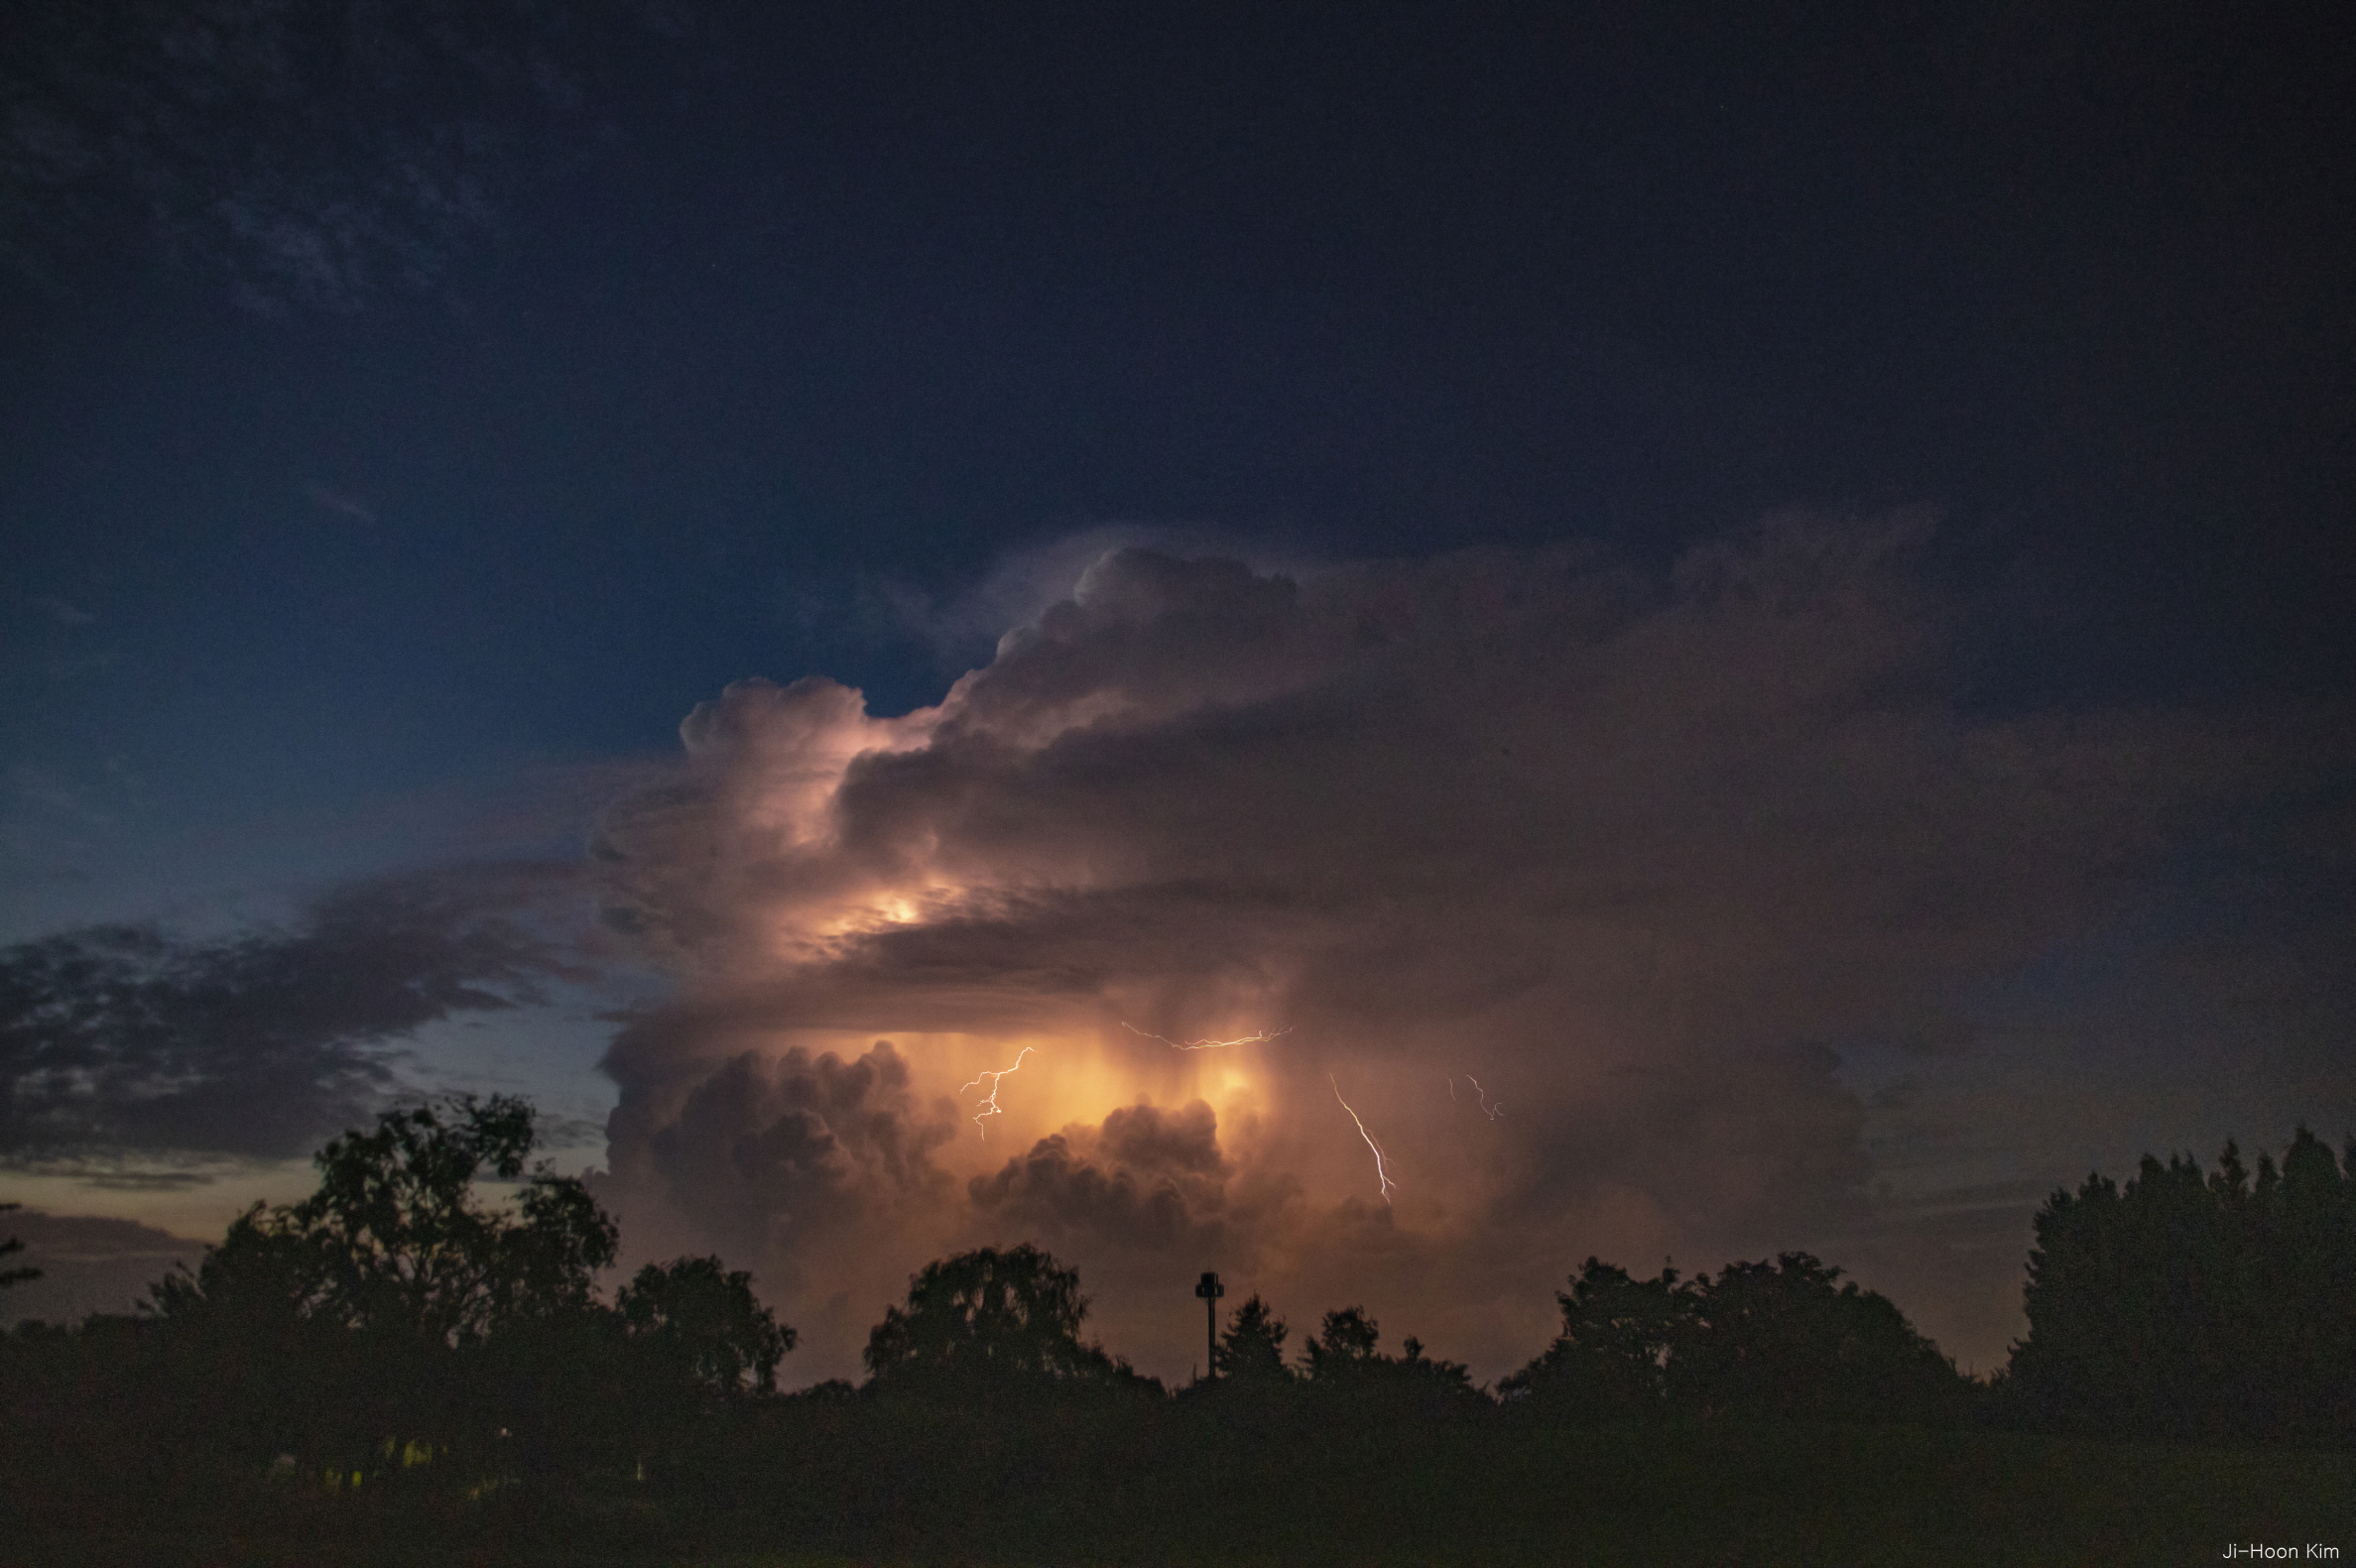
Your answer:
959,1045 -> 1037,1137
1330,1074 -> 1398,1206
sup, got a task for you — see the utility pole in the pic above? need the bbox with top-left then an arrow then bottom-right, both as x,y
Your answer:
1194,1269 -> 1226,1381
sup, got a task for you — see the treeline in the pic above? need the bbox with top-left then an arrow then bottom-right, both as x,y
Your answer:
2011,1131 -> 2356,1444
1,1098 -> 2351,1552
3,1099 -> 791,1506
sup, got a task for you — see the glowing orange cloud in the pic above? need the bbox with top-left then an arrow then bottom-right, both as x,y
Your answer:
585,530 -> 2273,1388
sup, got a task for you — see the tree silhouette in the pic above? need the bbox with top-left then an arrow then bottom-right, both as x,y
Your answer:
1391,1334 -> 1478,1397
0,1203 -> 37,1289
155,1095 -> 615,1340
1498,1257 -> 1684,1419
862,1244 -> 1141,1394
1302,1305 -> 1383,1381
1503,1253 -> 1961,1424
147,1095 -> 621,1480
1671,1252 -> 1959,1422
2009,1130 -> 2356,1442
1293,1303 -> 1480,1413
1214,1293 -> 1293,1383
620,1255 -> 794,1397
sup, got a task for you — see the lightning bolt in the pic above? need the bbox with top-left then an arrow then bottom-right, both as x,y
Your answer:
1441,1073 -> 1498,1111
1330,1074 -> 1397,1206
959,1045 -> 1036,1138
1121,1023 -> 1294,1051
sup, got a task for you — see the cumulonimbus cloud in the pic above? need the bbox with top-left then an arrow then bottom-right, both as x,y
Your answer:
586,519 -> 2306,1383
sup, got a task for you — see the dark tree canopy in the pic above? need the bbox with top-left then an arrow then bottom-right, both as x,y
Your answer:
1302,1305 -> 1383,1381
1214,1293 -> 1292,1383
152,1095 -> 617,1348
862,1243 -> 1142,1393
1497,1258 -> 1684,1418
1672,1253 -> 1960,1421
2009,1130 -> 2356,1443
1503,1252 -> 1963,1424
1292,1304 -> 1479,1405
15,1092 -> 2352,1559
138,1097 -> 628,1479
620,1255 -> 794,1397
120,1095 -> 800,1487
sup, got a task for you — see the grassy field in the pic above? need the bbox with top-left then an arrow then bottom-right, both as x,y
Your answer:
12,1422 -> 2348,1568
972,1421 -> 2350,1568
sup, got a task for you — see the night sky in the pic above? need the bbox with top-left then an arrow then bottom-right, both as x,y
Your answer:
4,0 -> 2351,1384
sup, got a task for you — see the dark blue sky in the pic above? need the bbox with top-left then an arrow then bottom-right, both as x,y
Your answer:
3,1 -> 2350,1373
9,4 -> 2348,770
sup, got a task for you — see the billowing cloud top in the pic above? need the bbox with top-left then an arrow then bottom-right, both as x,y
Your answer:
587,524 -> 2288,1383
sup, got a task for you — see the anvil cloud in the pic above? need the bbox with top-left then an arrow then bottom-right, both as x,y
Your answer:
585,522 -> 2289,1383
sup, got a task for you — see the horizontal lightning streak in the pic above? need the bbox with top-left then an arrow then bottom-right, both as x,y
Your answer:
1330,1074 -> 1397,1206
1121,1023 -> 1294,1051
959,1045 -> 1036,1138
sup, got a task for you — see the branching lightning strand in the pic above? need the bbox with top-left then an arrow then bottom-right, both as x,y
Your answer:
1448,1075 -> 1504,1119
959,1045 -> 1037,1138
1122,1023 -> 1294,1051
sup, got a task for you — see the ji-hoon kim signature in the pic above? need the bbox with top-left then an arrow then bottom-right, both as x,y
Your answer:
2221,1545 -> 2339,1561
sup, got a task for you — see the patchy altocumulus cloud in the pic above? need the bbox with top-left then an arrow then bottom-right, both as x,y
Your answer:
0,0 -> 690,311
586,519 -> 2330,1383
0,865 -> 575,1172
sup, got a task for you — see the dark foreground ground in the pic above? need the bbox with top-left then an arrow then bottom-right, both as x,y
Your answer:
8,1416 -> 2348,1568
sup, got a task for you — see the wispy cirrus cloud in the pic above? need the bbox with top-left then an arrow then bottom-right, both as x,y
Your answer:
0,0 -> 693,312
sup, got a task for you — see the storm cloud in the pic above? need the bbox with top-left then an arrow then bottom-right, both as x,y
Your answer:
971,1100 -> 1243,1254
596,1036 -> 956,1289
588,522 -> 2323,1382
0,865 -> 571,1171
